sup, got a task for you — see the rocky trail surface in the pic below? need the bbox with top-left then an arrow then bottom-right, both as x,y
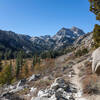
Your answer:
70,63 -> 86,100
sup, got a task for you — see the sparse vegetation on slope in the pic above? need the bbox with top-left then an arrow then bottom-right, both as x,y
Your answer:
75,48 -> 88,57
0,62 -> 13,85
79,60 -> 100,95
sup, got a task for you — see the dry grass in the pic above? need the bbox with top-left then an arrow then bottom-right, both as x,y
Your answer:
34,79 -> 53,90
33,59 -> 55,76
82,74 -> 100,95
79,61 -> 92,78
80,61 -> 100,95
0,58 -> 56,80
53,71 -> 63,78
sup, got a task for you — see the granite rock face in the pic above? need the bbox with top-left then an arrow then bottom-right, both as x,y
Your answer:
92,47 -> 100,74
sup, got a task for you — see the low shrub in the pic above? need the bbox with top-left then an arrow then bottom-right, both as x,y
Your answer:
75,48 -> 88,57
82,74 -> 100,95
0,64 -> 13,85
80,61 -> 100,95
34,79 -> 52,90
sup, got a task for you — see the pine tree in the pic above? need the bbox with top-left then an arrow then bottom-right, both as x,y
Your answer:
38,57 -> 41,65
32,55 -> 36,69
0,57 -> 2,72
16,51 -> 23,79
32,55 -> 41,69
4,51 -> 8,60
25,64 -> 28,76
23,59 -> 28,76
0,62 -> 13,85
7,61 -> 13,84
89,0 -> 100,20
93,24 -> 100,48
16,54 -> 20,78
89,0 -> 100,48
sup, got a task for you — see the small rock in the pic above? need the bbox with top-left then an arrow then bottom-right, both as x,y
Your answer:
43,76 -> 49,81
17,79 -> 26,88
50,94 -> 57,100
28,74 -> 40,82
31,97 -> 49,100
69,95 -> 75,100
38,90 -> 45,97
55,89 -> 64,99
30,87 -> 37,93
50,82 -> 59,90
51,77 -> 68,91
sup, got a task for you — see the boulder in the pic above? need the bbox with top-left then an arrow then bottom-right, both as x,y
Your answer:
28,74 -> 40,82
37,89 -> 54,98
55,88 -> 64,99
31,97 -> 49,100
1,92 -> 24,100
17,79 -> 26,88
38,90 -> 46,97
50,94 -> 57,100
30,87 -> 37,93
50,82 -> 59,90
50,77 -> 68,91
92,47 -> 100,74
34,77 -> 77,100
9,79 -> 28,93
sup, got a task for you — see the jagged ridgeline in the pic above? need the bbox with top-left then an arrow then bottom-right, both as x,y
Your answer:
0,27 -> 85,59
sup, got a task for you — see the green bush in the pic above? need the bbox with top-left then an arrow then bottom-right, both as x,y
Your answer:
0,63 -> 13,85
93,24 -> 100,48
75,48 -> 88,57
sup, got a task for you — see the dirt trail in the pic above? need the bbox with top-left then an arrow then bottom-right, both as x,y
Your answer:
55,53 -> 87,100
70,62 -> 87,100
71,62 -> 100,100
55,53 -> 100,100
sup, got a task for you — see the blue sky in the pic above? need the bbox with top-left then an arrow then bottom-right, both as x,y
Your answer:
0,0 -> 98,36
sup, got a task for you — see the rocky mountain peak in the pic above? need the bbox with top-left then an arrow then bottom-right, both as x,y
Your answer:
53,27 -> 85,39
60,27 -> 67,30
71,26 -> 79,31
71,26 -> 85,36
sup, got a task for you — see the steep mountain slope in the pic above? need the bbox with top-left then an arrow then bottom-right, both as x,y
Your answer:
31,27 -> 85,50
0,30 -> 34,51
0,30 -> 38,59
30,35 -> 55,51
0,27 -> 86,59
52,27 -> 85,50
74,32 -> 93,49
